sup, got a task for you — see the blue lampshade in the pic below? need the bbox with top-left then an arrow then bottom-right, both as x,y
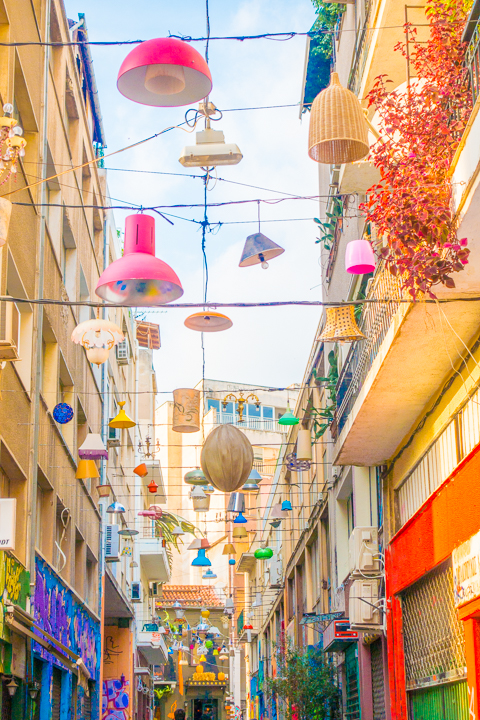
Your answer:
281,500 -> 292,511
248,468 -> 262,482
234,512 -> 247,524
192,549 -> 211,567
106,501 -> 126,514
228,559 -> 236,566
203,569 -> 217,579
53,403 -> 74,424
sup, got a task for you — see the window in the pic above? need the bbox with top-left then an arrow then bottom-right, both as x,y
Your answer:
7,254 -> 33,392
206,398 -> 220,413
347,493 -> 355,537
61,209 -> 76,299
262,407 -> 274,419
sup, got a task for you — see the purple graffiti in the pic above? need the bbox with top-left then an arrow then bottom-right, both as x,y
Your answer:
102,679 -> 129,720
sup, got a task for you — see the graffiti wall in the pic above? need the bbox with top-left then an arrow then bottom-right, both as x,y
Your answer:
34,557 -> 101,719
102,626 -> 132,720
0,551 -> 30,674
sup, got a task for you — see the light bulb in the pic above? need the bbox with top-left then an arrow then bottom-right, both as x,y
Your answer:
19,149 -> 25,157
261,260 -> 269,269
3,103 -> 13,115
13,126 -> 23,136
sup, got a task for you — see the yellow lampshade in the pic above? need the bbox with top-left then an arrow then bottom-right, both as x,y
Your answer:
75,459 -> 100,480
201,609 -> 210,619
199,654 -> 207,662
233,526 -> 248,539
222,543 -> 236,555
109,401 -> 136,429
317,306 -> 366,343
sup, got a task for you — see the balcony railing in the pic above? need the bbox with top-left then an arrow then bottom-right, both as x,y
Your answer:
216,413 -> 287,434
465,11 -> 480,106
335,263 -> 403,435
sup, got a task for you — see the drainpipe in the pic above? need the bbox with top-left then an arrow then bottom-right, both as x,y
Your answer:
28,0 -> 51,599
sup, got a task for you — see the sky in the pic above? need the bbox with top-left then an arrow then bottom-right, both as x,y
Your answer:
63,0 -> 322,395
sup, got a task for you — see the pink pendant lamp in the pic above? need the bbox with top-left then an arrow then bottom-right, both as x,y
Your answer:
345,239 -> 375,274
117,38 -> 212,107
95,214 -> 183,306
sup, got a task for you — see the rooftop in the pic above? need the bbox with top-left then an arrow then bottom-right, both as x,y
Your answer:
158,585 -> 224,608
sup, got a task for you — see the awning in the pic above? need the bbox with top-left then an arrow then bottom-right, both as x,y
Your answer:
104,566 -> 134,619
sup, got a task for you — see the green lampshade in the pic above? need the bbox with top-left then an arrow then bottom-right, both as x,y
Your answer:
278,405 -> 299,426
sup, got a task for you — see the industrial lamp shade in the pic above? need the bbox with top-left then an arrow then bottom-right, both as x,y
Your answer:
78,433 -> 108,460
239,233 -> 285,269
345,239 -> 375,275
134,463 -> 148,478
242,482 -> 259,493
308,72 -> 369,165
232,526 -> 248,540
184,469 -> 208,486
109,402 -> 136,429
278,406 -> 299,426
96,214 -> 183,306
296,429 -> 312,461
184,312 -> 233,332
75,459 -> 100,480
227,492 -> 246,514
201,424 -> 254,493
223,543 -> 236,555
173,388 -> 201,432
191,548 -> 212,567
117,37 -> 212,107
248,468 -> 262,482
318,305 -> 366,343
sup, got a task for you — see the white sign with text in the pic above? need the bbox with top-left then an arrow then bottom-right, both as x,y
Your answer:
0,498 -> 16,551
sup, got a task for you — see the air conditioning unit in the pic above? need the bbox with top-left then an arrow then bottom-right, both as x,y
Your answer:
105,524 -> 120,562
349,579 -> 382,630
268,555 -> 284,589
149,582 -> 161,598
131,581 -> 142,603
0,300 -> 20,360
116,339 -> 130,365
349,527 -> 380,576
107,423 -> 120,448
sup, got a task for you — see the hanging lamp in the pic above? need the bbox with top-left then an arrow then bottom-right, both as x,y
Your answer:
296,428 -> 312,462
71,317 -> 124,366
239,233 -> 284,269
184,469 -> 208,486
270,519 -> 281,529
271,503 -> 287,520
118,528 -> 139,537
147,480 -> 158,494
117,37 -> 212,107
106,501 -> 126,514
96,483 -> 112,498
184,311 -> 232,332
222,543 -> 236,555
179,124 -> 242,167
278,405 -> 299,426
232,526 -> 248,540
281,500 -> 293,511
229,558 -> 236,565
233,512 -> 247,524
96,214 -> 183,306
173,388 -> 201,433
109,401 -> 136,430
138,505 -> 163,520
203,569 -> 217,579
191,549 -> 211,567
318,305 -> 366,343
242,481 -> 259,493
345,239 -> 375,275
308,72 -> 369,164
248,468 -> 262,482
227,493 -> 246,514
75,459 -> 100,480
134,463 -> 149,477
172,526 -> 185,537
188,538 -> 211,550
78,433 -> 108,460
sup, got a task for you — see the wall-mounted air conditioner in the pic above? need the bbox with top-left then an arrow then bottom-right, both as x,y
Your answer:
131,581 -> 142,603
116,338 -> 130,365
0,300 -> 20,360
105,524 -> 120,562
268,555 -> 284,589
349,579 -> 382,630
349,526 -> 380,576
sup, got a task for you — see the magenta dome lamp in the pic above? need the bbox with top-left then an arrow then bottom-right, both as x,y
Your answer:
95,214 -> 183,306
345,239 -> 375,275
117,38 -> 212,107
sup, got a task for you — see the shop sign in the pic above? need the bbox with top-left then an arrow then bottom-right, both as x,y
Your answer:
0,499 -> 16,550
452,529 -> 480,607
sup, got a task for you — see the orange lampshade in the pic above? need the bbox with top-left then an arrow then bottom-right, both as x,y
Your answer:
76,459 -> 100,480
134,463 -> 148,477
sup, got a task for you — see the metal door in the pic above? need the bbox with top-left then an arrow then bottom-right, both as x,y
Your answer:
410,681 -> 468,720
370,639 -> 386,720
345,643 -> 361,720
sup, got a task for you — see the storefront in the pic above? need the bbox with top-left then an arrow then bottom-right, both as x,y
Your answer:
386,444 -> 480,720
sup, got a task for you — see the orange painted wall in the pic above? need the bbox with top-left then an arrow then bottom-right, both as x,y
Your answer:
388,445 -> 480,596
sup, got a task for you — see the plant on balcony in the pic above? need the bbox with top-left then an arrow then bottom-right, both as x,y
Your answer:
304,3 -> 345,106
361,0 -> 472,298
155,511 -> 199,569
265,643 -> 341,720
310,350 -> 338,438
314,196 -> 343,250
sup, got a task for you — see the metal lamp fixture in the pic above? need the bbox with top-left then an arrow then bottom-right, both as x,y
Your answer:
96,214 -> 183,306
242,481 -> 259,493
239,233 -> 284,270
203,569 -> 217,579
192,549 -> 211,567
106,501 -> 126,514
179,102 -> 242,167
227,493 -> 245,514
28,680 -> 41,700
5,678 -> 18,697
233,512 -> 247,524
117,37 -> 212,107
184,469 -> 208,486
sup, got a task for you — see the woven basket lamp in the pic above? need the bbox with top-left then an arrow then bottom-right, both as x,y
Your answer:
318,306 -> 366,343
308,72 -> 369,165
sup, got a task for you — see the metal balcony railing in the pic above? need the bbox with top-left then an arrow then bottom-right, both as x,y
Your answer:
465,11 -> 480,106
216,413 -> 287,434
335,263 -> 403,435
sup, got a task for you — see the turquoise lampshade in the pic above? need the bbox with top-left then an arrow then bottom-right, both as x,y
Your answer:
248,468 -> 262,482
281,500 -> 293,511
203,569 -> 217,579
192,549 -> 211,567
278,406 -> 299,426
234,512 -> 247,524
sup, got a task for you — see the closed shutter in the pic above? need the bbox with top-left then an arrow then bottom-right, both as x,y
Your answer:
370,639 -> 386,720
51,668 -> 62,720
410,681 -> 468,720
345,644 -> 361,720
83,684 -> 92,720
1,683 -> 12,720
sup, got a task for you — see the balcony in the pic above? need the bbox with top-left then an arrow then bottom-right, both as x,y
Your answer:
137,628 -> 168,665
216,413 -> 287,434
137,527 -> 170,583
333,263 -> 480,466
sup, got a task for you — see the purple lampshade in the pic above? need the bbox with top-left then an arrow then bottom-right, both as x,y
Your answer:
78,433 -> 108,460
345,239 -> 375,275
95,215 -> 183,306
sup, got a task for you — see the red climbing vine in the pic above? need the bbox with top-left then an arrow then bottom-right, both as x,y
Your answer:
360,0 -> 473,298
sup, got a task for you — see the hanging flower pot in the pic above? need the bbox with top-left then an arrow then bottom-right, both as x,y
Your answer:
134,463 -> 148,478
201,424 -> 254,493
345,239 -> 375,275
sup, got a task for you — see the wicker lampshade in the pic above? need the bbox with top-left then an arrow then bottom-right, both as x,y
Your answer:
308,72 -> 369,165
318,306 -> 366,343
